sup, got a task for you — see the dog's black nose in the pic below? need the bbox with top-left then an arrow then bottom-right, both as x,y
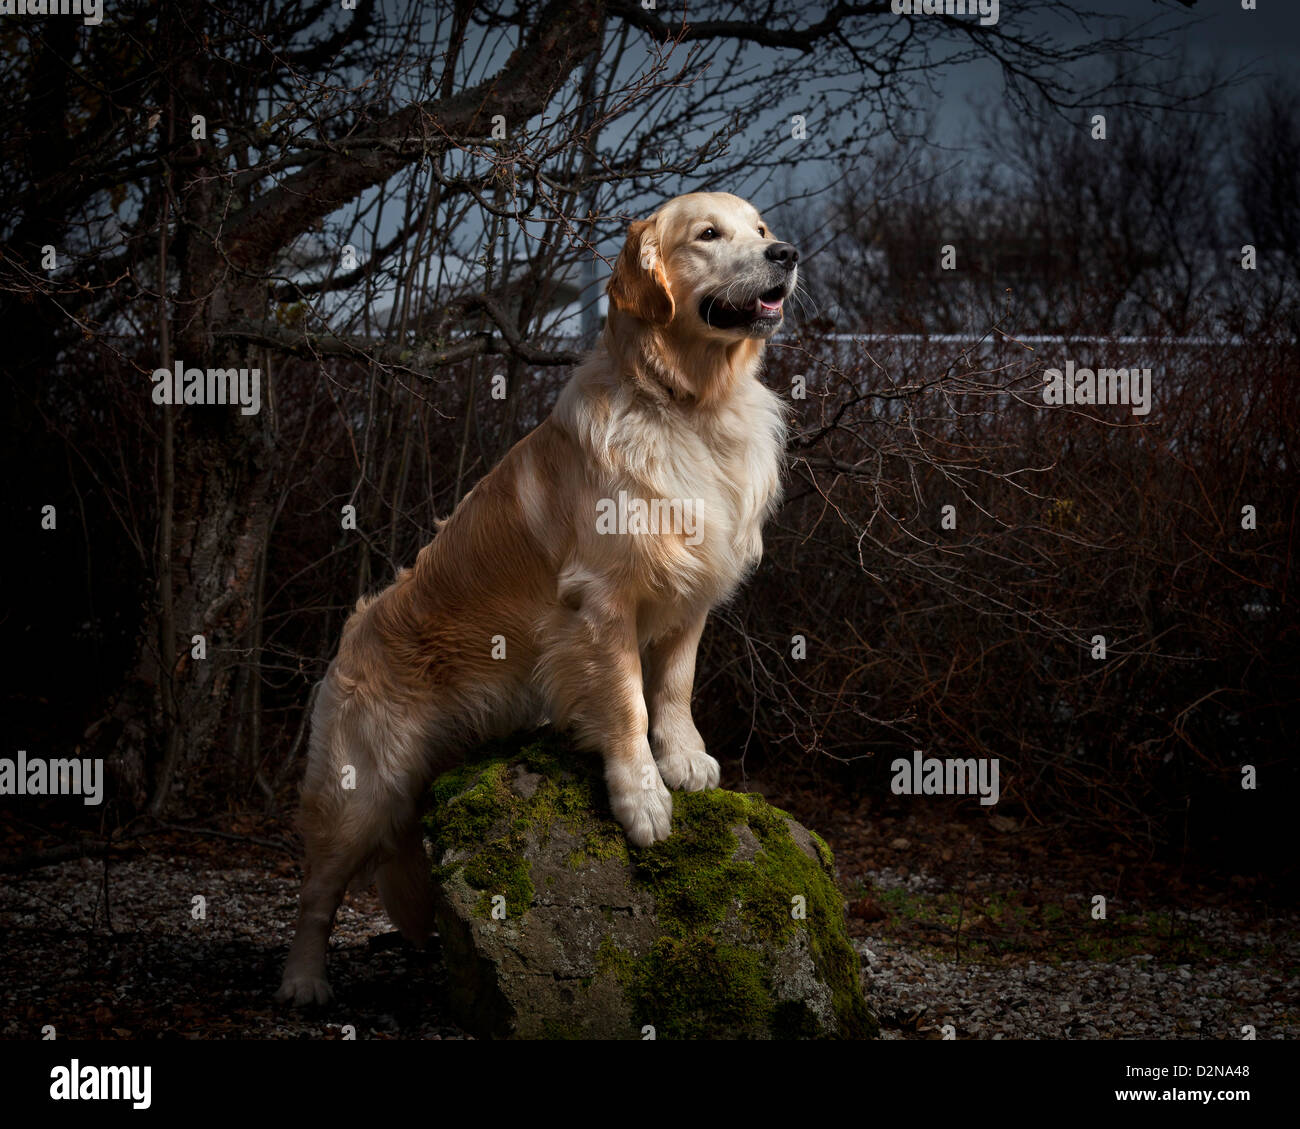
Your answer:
765,242 -> 799,270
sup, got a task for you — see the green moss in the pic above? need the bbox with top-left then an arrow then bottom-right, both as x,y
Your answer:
596,934 -> 635,984
429,761 -> 511,844
628,787 -> 875,1038
578,821 -> 632,864
425,759 -> 533,917
461,849 -> 533,920
809,831 -> 835,872
628,937 -> 773,1040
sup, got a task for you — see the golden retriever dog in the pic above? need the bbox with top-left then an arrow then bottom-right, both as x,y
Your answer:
277,191 -> 797,1005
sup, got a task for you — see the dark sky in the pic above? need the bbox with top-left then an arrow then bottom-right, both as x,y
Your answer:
936,0 -> 1299,142
1071,0 -> 1298,55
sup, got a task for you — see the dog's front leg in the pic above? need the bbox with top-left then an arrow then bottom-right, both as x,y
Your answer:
643,609 -> 720,792
544,597 -> 672,846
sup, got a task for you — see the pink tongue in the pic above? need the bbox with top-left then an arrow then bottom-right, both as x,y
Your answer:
757,296 -> 783,312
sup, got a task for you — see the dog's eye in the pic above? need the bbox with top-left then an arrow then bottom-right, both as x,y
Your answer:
697,227 -> 719,241
757,225 -> 767,237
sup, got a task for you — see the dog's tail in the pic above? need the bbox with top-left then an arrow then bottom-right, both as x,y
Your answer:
376,830 -> 436,944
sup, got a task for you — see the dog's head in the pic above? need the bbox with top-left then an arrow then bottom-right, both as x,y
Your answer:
607,192 -> 798,341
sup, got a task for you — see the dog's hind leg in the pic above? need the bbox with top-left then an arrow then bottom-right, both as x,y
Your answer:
275,836 -> 353,1007
276,675 -> 429,1006
376,825 -> 435,944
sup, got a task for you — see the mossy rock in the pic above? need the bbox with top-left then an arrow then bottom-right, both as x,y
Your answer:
425,729 -> 877,1040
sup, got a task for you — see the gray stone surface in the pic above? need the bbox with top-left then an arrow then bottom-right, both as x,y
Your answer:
426,731 -> 877,1039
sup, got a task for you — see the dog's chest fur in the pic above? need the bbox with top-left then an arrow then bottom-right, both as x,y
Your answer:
559,372 -> 786,608
669,383 -> 785,575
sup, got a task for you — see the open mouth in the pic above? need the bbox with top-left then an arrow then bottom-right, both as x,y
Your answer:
699,285 -> 787,331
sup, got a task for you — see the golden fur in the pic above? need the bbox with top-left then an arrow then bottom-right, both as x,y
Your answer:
277,192 -> 797,1005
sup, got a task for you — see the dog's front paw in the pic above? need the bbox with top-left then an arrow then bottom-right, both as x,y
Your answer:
275,971 -> 334,1008
652,724 -> 721,792
608,759 -> 674,846
656,746 -> 720,792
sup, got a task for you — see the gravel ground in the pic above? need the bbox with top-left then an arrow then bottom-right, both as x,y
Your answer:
2,810 -> 1295,1040
857,867 -> 1297,1040
0,841 -> 467,1040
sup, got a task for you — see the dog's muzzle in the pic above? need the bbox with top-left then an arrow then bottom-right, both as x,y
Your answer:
699,241 -> 799,334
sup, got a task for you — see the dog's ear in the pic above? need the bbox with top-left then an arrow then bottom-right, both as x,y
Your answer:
607,218 -> 674,325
